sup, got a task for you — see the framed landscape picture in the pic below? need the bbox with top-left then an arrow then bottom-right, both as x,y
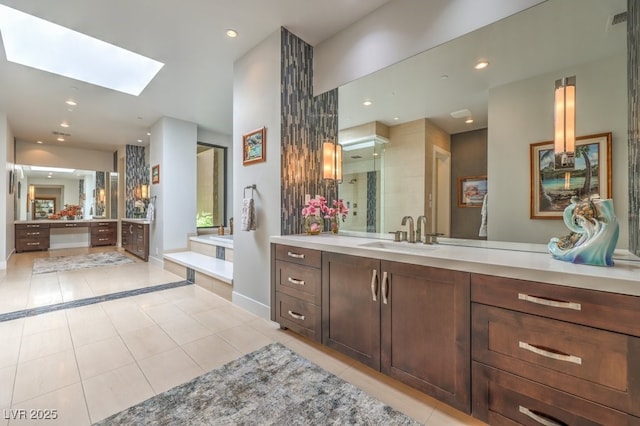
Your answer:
530,132 -> 612,219
242,127 -> 266,166
458,175 -> 487,208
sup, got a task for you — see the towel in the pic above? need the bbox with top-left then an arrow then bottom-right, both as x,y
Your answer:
241,198 -> 256,231
146,201 -> 155,222
479,193 -> 488,237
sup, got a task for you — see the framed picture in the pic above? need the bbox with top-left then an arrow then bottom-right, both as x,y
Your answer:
242,127 -> 266,166
152,164 -> 160,184
458,175 -> 487,207
530,132 -> 612,219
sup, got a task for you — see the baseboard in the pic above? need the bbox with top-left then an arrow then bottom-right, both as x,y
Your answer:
148,255 -> 164,267
232,291 -> 270,320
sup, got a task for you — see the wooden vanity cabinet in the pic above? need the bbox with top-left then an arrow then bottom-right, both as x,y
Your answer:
271,244 -> 322,342
471,274 -> 640,424
90,221 -> 116,247
121,221 -> 149,261
322,252 -> 471,413
15,223 -> 50,252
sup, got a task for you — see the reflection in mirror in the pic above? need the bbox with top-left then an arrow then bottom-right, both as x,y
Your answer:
196,143 -> 227,228
337,0 -> 627,247
14,165 -> 118,220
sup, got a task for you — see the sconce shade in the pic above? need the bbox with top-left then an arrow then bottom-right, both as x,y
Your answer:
141,184 -> 149,199
322,140 -> 343,182
28,184 -> 35,201
99,188 -> 105,203
554,76 -> 576,155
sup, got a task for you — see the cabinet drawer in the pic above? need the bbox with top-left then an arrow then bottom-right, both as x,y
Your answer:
274,260 -> 320,304
16,228 -> 50,238
471,273 -> 640,337
472,363 -> 640,426
274,292 -> 321,342
16,237 -> 49,251
16,223 -> 50,230
91,234 -> 116,246
473,304 -> 640,416
275,244 -> 321,268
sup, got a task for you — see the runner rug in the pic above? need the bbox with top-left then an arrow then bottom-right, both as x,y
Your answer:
32,252 -> 135,274
94,342 -> 419,425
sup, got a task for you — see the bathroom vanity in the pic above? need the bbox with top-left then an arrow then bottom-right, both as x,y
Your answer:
270,234 -> 640,424
15,219 -> 118,252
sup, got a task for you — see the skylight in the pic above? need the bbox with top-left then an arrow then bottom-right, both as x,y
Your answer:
0,5 -> 164,96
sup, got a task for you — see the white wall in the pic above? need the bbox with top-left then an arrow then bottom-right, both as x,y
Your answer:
2,113 -> 15,268
197,128 -> 234,224
313,0 -> 545,93
232,29 -> 282,318
488,53 -> 627,247
16,141 -> 114,172
149,117 -> 198,262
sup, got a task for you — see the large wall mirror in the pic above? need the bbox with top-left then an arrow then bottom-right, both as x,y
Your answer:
14,165 -> 117,220
337,0 -> 629,249
196,143 -> 228,228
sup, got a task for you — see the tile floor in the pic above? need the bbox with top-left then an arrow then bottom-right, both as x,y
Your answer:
0,247 -> 485,425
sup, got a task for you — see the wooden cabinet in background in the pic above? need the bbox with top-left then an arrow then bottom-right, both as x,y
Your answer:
321,252 -> 471,413
15,223 -> 50,252
271,244 -> 322,342
121,221 -> 149,261
90,221 -> 117,247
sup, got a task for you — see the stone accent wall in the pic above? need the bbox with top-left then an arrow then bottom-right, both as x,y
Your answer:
629,0 -> 640,255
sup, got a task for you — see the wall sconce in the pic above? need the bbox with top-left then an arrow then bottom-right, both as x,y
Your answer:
141,184 -> 149,199
322,139 -> 343,182
27,184 -> 35,211
554,76 -> 576,169
98,188 -> 105,203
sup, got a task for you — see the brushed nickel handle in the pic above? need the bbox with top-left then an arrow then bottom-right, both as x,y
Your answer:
26,232 -> 40,236
287,310 -> 305,321
287,251 -> 305,259
98,229 -> 109,233
287,277 -> 305,286
518,293 -> 581,311
519,406 -> 567,426
27,242 -> 40,246
518,341 -> 582,365
381,271 -> 389,305
65,223 -> 77,227
26,224 -> 40,228
371,269 -> 378,302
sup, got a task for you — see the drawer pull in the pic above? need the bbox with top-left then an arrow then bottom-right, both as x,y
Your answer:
518,293 -> 581,311
287,251 -> 305,259
287,310 -> 305,321
519,406 -> 568,426
371,269 -> 378,302
65,223 -> 77,227
287,277 -> 305,286
98,229 -> 109,233
381,271 -> 389,305
26,224 -> 40,228
27,242 -> 40,246
26,232 -> 40,236
518,341 -> 582,365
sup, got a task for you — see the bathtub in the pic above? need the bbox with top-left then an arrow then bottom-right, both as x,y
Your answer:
190,234 -> 234,249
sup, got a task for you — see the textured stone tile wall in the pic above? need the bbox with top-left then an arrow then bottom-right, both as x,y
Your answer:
629,0 -> 640,255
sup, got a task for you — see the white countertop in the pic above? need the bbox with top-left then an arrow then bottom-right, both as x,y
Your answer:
121,218 -> 152,225
15,218 -> 118,224
270,234 -> 640,297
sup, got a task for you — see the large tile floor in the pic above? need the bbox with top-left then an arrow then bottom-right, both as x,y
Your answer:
0,247 -> 485,425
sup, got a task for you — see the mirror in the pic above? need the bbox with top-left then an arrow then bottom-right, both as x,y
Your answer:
196,143 -> 228,228
337,0 -> 628,248
14,165 -> 118,220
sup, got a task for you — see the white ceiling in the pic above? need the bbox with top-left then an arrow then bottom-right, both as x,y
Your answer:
0,0 -> 392,151
339,0 -> 627,136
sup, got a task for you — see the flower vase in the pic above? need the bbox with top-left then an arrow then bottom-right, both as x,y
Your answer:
304,216 -> 323,235
330,218 -> 339,234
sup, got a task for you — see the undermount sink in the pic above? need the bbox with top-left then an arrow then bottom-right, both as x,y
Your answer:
358,240 -> 438,253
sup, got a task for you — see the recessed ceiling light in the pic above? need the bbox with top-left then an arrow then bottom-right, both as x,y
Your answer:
60,122 -> 70,128
36,140 -> 43,144
57,137 -> 65,142
0,5 -> 164,96
393,117 -> 399,121
474,61 -> 489,70
137,139 -> 143,143
362,100 -> 373,106
65,99 -> 77,106
30,166 -> 75,173
465,118 -> 474,124
226,29 -> 238,38
146,132 -> 151,136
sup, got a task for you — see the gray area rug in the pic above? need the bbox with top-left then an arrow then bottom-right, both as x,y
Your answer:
94,342 -> 419,425
32,252 -> 135,274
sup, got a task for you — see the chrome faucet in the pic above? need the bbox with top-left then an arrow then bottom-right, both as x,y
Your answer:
416,215 -> 428,243
401,216 -> 415,243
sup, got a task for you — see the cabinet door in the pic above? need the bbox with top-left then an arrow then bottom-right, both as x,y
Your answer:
322,252 -> 381,370
381,261 -> 471,413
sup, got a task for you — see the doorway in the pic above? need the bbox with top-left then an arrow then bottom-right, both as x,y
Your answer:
432,146 -> 451,236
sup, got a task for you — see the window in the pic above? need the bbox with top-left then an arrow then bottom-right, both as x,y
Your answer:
196,143 -> 227,228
